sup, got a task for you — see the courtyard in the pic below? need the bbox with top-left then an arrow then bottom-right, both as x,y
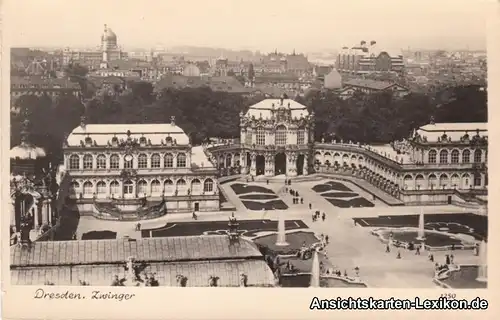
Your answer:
68,176 -> 485,288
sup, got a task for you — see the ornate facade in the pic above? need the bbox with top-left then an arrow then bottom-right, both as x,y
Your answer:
63,117 -> 219,216
10,116 -> 58,242
207,100 -> 488,206
236,98 -> 314,177
62,24 -> 127,69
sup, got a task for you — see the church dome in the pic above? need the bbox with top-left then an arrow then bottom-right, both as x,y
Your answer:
10,118 -> 46,160
102,25 -> 117,42
10,143 -> 46,160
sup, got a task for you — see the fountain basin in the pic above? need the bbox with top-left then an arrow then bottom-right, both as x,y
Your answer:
280,274 -> 368,288
433,265 -> 487,289
372,228 -> 476,251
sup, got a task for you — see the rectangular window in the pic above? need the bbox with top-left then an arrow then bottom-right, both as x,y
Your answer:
297,130 -> 305,145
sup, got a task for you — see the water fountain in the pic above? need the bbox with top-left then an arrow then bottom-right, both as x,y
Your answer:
476,240 -> 487,282
416,209 -> 426,241
310,249 -> 320,287
275,210 -> 288,246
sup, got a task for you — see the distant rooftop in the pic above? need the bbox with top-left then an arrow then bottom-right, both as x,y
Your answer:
66,123 -> 190,147
191,145 -> 215,169
245,98 -> 309,119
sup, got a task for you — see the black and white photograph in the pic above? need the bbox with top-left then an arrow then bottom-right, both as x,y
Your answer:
2,0 -> 496,318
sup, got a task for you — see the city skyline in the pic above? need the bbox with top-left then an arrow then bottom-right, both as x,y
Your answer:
4,0 -> 491,52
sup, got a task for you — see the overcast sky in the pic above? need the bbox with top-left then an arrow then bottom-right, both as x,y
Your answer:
4,0 -> 492,52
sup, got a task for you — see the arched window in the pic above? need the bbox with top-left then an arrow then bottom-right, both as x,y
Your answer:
204,179 -> 214,192
164,179 -> 174,194
69,155 -> 80,170
96,154 -> 106,169
191,179 -> 201,194
474,149 -> 482,163
123,180 -> 134,195
451,174 -> 460,189
96,181 -> 106,194
110,180 -> 120,195
177,153 -> 187,167
110,154 -> 120,169
70,181 -> 80,195
334,153 -> 341,163
138,154 -> 148,169
150,179 -> 161,195
225,154 -> 232,167
451,150 -> 460,163
275,125 -> 287,146
256,127 -> 265,145
439,174 -> 449,189
164,153 -> 173,168
428,150 -> 437,163
462,173 -> 470,189
137,180 -> 147,195
439,150 -> 448,164
124,154 -> 133,169
151,154 -> 161,168
462,150 -> 470,163
176,179 -> 187,193
403,175 -> 413,190
342,154 -> 349,166
415,174 -> 424,190
428,174 -> 437,189
83,154 -> 93,169
83,181 -> 93,196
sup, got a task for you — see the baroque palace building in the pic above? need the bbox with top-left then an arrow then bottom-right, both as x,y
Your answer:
207,98 -> 488,206
235,97 -> 314,177
63,116 -> 219,218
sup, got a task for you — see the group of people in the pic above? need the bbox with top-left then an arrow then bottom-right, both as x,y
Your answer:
285,188 -> 303,205
312,211 -> 326,222
320,233 -> 329,245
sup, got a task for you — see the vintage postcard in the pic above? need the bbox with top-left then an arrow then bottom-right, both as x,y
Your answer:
1,0 -> 498,319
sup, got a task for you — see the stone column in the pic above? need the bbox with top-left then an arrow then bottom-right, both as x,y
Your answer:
265,154 -> 274,177
42,200 -> 48,225
10,198 -> 16,226
250,153 -> 257,176
33,201 -> 39,228
287,153 -> 297,177
47,199 -> 52,225
303,155 -> 308,176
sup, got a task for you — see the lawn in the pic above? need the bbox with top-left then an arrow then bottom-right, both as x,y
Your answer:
322,192 -> 359,198
312,184 -> 335,193
141,219 -> 308,238
326,181 -> 353,192
379,229 -> 464,247
231,183 -> 275,195
280,274 -> 368,288
242,200 -> 289,210
81,230 -> 117,240
352,213 -> 487,240
326,197 -> 375,208
440,265 -> 487,289
239,194 -> 279,200
312,181 -> 353,193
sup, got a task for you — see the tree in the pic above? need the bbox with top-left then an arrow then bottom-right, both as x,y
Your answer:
248,63 -> 255,80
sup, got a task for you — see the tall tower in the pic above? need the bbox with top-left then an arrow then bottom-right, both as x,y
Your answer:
102,24 -> 109,63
